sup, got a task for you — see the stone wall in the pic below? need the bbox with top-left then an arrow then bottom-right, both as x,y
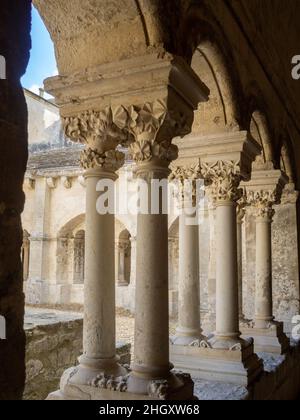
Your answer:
24,319 -> 131,400
0,0 -> 31,400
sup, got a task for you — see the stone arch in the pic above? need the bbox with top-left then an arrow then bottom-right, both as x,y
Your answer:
279,133 -> 298,184
191,41 -> 240,134
57,214 -> 85,239
33,0 -> 181,75
180,4 -> 245,130
56,214 -> 85,287
250,110 -> 274,165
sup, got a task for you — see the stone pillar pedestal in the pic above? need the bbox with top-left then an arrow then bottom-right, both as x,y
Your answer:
241,169 -> 290,354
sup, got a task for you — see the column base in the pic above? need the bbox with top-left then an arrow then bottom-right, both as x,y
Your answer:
241,321 -> 290,354
170,338 -> 263,387
201,313 -> 216,338
171,331 -> 207,347
46,366 -> 196,400
65,355 -> 128,386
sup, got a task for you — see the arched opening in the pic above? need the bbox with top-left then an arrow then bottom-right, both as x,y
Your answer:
250,110 -> 274,165
191,40 -> 241,135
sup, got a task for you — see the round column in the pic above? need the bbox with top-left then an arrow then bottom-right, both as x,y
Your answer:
254,210 -> 274,329
76,167 -> 126,384
173,208 -> 202,345
237,206 -> 246,321
128,160 -> 171,394
213,201 -> 240,348
201,161 -> 243,350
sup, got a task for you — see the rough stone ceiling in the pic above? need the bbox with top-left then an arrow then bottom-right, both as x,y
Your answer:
228,0 -> 300,139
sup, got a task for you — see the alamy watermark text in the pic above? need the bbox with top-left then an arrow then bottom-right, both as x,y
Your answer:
292,55 -> 300,80
0,55 -> 6,80
0,315 -> 6,340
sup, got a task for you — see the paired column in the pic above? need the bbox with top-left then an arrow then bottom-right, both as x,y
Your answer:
114,100 -> 201,398
241,169 -> 289,353
171,165 -> 205,346
246,189 -> 280,329
64,109 -> 127,384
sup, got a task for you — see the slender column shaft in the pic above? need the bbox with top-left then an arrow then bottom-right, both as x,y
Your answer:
214,202 -> 240,347
77,168 -> 126,383
175,210 -> 201,344
237,216 -> 245,320
129,163 -> 170,393
205,203 -> 216,334
81,170 -> 116,361
254,215 -> 273,328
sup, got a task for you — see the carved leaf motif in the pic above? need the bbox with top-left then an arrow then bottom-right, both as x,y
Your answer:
200,161 -> 242,203
81,148 -> 125,171
64,108 -> 127,154
246,190 -> 276,219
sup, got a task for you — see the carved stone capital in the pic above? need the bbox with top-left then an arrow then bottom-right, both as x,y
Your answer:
200,161 -> 242,204
246,190 -> 276,220
169,163 -> 202,206
64,108 -> 128,154
113,100 -> 191,164
80,148 -> 125,172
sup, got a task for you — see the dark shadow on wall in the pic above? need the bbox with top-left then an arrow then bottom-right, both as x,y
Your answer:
0,0 -> 31,400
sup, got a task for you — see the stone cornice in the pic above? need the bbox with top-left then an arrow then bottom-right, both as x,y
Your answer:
241,169 -> 289,218
174,131 -> 261,181
44,53 -> 209,117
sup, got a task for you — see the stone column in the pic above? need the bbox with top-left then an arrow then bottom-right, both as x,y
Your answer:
237,198 -> 247,321
63,108 -> 127,384
254,200 -> 274,329
115,99 -> 202,399
45,51 -> 209,400
202,191 -> 217,335
201,161 -> 245,349
170,165 -> 205,346
241,169 -> 289,354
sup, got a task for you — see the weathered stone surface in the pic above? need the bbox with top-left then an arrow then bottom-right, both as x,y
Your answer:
24,316 -> 131,400
0,0 -> 31,400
